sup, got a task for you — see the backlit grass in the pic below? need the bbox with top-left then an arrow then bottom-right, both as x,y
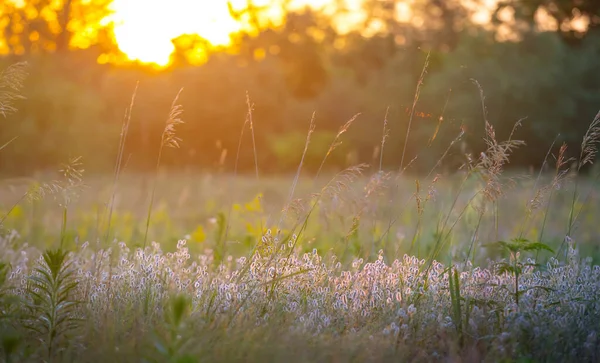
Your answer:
1,62 -> 600,362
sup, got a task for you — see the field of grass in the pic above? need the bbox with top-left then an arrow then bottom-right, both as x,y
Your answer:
2,62 -> 600,362
1,169 -> 600,264
2,156 -> 600,362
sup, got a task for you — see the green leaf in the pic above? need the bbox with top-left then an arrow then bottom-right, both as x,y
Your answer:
495,263 -> 517,275
169,294 -> 191,328
175,355 -> 198,363
522,242 -> 554,253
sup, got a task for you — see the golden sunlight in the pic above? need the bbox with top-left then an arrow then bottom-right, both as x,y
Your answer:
109,0 -> 508,67
110,0 -> 245,66
110,0 -> 343,67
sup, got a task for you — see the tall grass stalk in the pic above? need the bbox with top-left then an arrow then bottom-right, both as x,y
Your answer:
399,52 -> 430,172
245,93 -> 264,238
262,165 -> 366,314
0,62 -> 27,226
379,107 -> 390,172
246,93 -> 261,183
559,110 -> 600,258
382,65 -> 455,257
531,142 -> 571,262
381,128 -> 463,257
0,61 -> 27,118
278,112 -> 316,230
409,180 -> 424,257
58,157 -> 85,249
104,83 -> 138,245
142,89 -> 184,250
260,114 -> 330,313
1,177 -> 65,230
517,136 -> 559,240
0,136 -> 18,153
221,93 -> 262,265
463,83 -> 524,264
0,192 -> 27,227
427,89 -> 452,147
426,122 -> 523,271
314,113 -> 360,180
403,129 -> 463,257
230,162 -> 366,324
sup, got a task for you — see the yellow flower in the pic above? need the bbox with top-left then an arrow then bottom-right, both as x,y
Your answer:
191,225 -> 206,243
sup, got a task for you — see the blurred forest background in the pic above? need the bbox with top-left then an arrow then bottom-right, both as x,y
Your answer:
1,0 -> 599,176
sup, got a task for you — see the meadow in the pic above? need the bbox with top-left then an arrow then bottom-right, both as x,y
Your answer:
1,61 -> 600,362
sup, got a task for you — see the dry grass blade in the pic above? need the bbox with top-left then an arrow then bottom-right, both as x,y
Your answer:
59,156 -> 85,186
223,92 -> 262,260
428,89 -> 452,146
400,52 -> 430,171
426,129 -> 464,179
320,163 -> 368,199
22,157 -> 86,205
105,83 -> 138,243
364,169 -> 391,199
380,107 -> 390,172
246,92 -> 260,181
315,113 -> 360,179
143,89 -> 185,249
281,198 -> 309,222
472,79 -> 489,127
0,61 -> 28,118
561,109 -> 600,253
161,88 -> 185,149
549,143 -> 573,192
526,141 -> 571,214
529,142 -> 573,248
471,81 -> 525,203
57,156 -> 87,208
0,135 -> 18,152
245,92 -> 264,238
26,181 -> 63,203
526,135 -> 559,212
280,113 -> 316,228
579,110 -> 600,169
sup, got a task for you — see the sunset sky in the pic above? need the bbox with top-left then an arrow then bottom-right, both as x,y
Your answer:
110,0 -> 364,66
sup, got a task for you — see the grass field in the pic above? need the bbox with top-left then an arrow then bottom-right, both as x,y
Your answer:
1,158 -> 600,362
2,62 -> 600,362
1,170 -> 600,263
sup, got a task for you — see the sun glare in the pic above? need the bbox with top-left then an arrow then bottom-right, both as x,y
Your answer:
110,0 -> 245,66
110,0 -> 360,67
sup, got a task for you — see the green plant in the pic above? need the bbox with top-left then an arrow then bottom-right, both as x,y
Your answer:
214,211 -> 227,265
0,262 -> 24,363
0,262 -> 14,320
486,238 -> 554,307
24,248 -> 82,359
147,294 -> 196,363
448,266 -> 464,346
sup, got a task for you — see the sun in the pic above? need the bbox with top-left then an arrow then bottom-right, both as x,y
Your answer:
110,0 -> 247,66
109,0 -> 357,67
